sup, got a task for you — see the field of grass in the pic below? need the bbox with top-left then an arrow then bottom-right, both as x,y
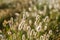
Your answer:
0,0 -> 60,40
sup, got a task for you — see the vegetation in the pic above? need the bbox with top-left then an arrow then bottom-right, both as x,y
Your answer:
0,0 -> 60,40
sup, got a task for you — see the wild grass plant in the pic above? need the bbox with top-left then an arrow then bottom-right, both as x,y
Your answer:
0,0 -> 60,40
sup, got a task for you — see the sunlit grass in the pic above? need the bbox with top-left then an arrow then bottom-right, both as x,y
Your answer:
0,0 -> 60,40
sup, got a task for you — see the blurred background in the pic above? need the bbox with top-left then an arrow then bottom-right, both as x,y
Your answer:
0,0 -> 60,40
